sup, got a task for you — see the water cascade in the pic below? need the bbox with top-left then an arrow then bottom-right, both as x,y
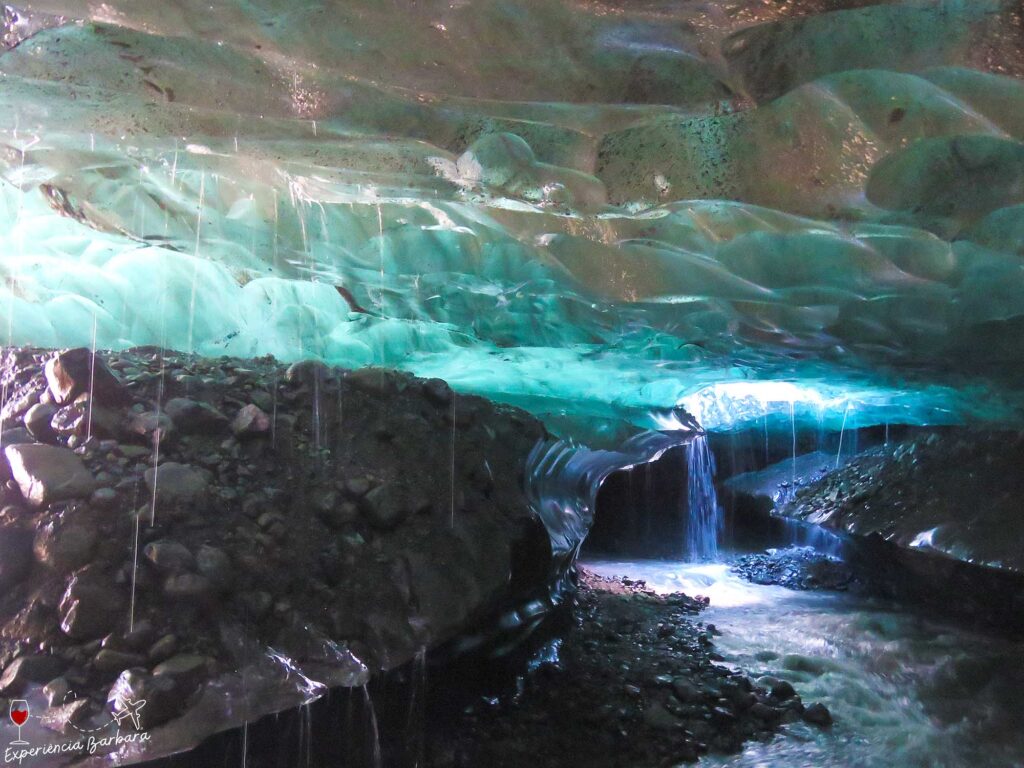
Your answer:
686,434 -> 723,561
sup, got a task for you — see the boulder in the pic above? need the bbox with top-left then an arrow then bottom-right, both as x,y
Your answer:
4,444 -> 96,506
44,348 -> 127,406
0,655 -> 65,695
34,520 -> 97,572
59,573 -> 125,640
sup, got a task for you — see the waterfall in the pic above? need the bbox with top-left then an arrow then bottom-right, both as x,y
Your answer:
686,434 -> 722,561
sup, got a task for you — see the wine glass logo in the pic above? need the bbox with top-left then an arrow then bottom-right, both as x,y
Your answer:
9,700 -> 29,745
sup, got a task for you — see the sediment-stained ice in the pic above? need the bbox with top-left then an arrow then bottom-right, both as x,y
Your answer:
0,0 -> 1022,436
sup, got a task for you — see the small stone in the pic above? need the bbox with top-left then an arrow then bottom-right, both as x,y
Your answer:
231,404 -> 271,438
643,703 -> 681,730
362,484 -> 412,530
163,573 -> 214,600
90,487 -> 118,508
163,398 -> 228,433
196,545 -> 233,590
93,649 -> 146,673
147,635 -> 178,664
344,476 -> 371,498
672,678 -> 703,704
5,444 -> 96,506
285,359 -> 329,386
803,702 -> 833,728
152,654 -> 213,693
24,402 -> 58,442
127,411 -> 174,444
143,540 -> 195,574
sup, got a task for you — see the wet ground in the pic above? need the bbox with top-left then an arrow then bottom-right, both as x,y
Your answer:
426,566 -> 826,768
587,556 -> 1024,768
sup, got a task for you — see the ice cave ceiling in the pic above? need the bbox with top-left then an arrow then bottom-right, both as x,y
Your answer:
1,0 -> 1023,439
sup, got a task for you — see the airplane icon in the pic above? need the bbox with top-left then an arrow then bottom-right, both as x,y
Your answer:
110,698 -> 147,731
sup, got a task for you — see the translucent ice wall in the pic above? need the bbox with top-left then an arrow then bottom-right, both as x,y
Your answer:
1,0 -> 1023,437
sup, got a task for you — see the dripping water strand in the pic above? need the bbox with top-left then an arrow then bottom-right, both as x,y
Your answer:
836,403 -> 850,469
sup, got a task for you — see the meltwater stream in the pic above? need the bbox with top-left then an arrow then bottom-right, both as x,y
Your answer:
585,559 -> 1024,768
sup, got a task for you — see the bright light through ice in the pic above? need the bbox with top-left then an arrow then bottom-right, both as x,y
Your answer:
679,381 -> 844,430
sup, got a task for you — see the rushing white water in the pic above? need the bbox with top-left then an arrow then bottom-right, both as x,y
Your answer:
585,559 -> 1024,768
686,434 -> 723,561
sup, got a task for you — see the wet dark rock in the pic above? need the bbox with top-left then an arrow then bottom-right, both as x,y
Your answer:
196,545 -> 233,590
237,591 -> 272,620
344,475 -> 372,498
164,397 -> 228,432
423,378 -> 453,406
93,649 -> 146,673
147,634 -> 178,664
44,348 -> 127,406
144,540 -> 195,574
40,698 -> 91,734
285,359 -> 329,386
90,487 -> 118,508
34,519 -> 97,571
59,572 -> 124,640
363,483 -> 415,530
127,410 -> 174,444
803,702 -> 833,727
643,702 -> 682,730
0,654 -> 65,695
163,573 -> 214,601
108,670 -> 185,730
0,526 -> 33,590
231,404 -> 271,438
24,401 -> 57,442
4,443 -> 96,506
152,654 -> 213,694
770,680 -> 797,701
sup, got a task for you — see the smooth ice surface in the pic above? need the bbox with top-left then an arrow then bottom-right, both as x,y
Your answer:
1,1 -> 1024,437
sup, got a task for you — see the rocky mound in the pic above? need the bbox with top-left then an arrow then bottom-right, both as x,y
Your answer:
780,431 -> 1024,573
0,346 -> 566,763
428,567 -> 831,768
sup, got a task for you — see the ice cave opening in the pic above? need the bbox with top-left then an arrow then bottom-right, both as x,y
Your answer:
0,1 -> 1022,766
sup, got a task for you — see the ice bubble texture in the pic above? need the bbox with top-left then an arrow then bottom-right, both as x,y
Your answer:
1,0 -> 1023,437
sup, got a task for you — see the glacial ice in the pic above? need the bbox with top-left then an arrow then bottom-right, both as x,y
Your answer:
0,0 -> 1022,437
